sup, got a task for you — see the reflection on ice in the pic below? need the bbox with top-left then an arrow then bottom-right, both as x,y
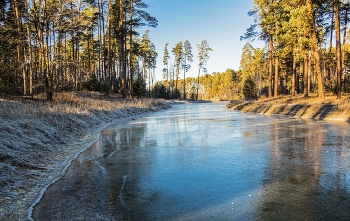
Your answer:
33,102 -> 350,220
170,189 -> 261,221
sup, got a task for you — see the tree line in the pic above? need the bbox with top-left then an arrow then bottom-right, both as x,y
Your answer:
156,40 -> 212,99
152,39 -> 264,101
152,68 -> 242,101
239,0 -> 350,99
0,0 -> 158,100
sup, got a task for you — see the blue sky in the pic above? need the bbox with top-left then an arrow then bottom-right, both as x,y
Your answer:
139,0 -> 265,82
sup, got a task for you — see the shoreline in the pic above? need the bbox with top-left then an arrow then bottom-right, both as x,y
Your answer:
0,93 -> 171,221
226,95 -> 350,123
27,110 -> 166,221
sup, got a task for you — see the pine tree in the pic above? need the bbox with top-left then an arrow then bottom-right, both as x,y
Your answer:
334,0 -> 342,98
163,42 -> 170,98
196,40 -> 212,100
182,40 -> 193,99
172,42 -> 183,93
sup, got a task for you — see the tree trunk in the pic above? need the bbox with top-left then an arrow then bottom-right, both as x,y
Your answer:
292,45 -> 296,96
335,1 -> 342,98
268,37 -> 273,97
305,0 -> 324,98
274,34 -> 279,98
274,56 -> 279,97
183,60 -> 186,99
298,61 -> 303,94
172,66 -> 175,97
129,0 -> 134,97
196,66 -> 200,100
119,0 -> 127,98
38,0 -> 52,100
52,22 -> 58,89
42,32 -> 52,100
175,66 -> 179,92
107,0 -> 113,92
148,67 -> 151,97
166,62 -> 169,98
45,21 -> 53,100
308,51 -> 312,94
14,0 -> 26,95
257,70 -> 261,98
101,0 -> 106,82
76,0 -> 82,90
342,0 -> 349,75
303,54 -> 309,97
330,6 -> 334,54
27,25 -> 33,96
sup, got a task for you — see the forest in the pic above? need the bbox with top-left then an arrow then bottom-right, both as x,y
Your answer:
157,0 -> 350,101
238,0 -> 350,99
1,0 -> 350,101
0,0 -> 160,100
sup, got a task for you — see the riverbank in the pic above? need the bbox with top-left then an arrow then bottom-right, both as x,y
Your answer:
0,92 -> 171,220
226,95 -> 350,122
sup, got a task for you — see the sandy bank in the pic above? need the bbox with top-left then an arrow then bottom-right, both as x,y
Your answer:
226,95 -> 350,123
0,92 -> 171,221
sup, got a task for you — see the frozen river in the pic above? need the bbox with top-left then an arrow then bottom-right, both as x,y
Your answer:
33,102 -> 350,220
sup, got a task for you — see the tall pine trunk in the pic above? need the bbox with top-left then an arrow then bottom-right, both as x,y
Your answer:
107,0 -> 113,92
14,0 -> 26,95
292,45 -> 296,96
335,1 -> 342,99
183,60 -> 186,99
342,0 -> 349,77
119,0 -> 127,98
306,0 -> 324,98
274,30 -> 279,97
268,37 -> 273,97
303,54 -> 309,97
166,63 -> 169,98
308,51 -> 311,94
26,24 -> 33,96
196,65 -> 200,100
129,0 -> 134,97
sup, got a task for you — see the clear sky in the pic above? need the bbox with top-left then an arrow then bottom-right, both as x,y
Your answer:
139,0 -> 265,82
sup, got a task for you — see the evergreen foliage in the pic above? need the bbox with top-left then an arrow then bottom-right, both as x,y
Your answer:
240,0 -> 350,99
0,0 -> 157,99
153,69 -> 239,100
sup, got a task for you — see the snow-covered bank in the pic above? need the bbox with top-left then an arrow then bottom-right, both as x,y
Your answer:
0,92 -> 171,220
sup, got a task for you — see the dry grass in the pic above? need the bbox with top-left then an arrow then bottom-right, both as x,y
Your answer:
0,92 -> 165,118
227,94 -> 350,122
0,92 -> 170,220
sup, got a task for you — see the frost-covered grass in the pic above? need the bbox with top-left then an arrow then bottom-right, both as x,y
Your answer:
0,92 -> 170,220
